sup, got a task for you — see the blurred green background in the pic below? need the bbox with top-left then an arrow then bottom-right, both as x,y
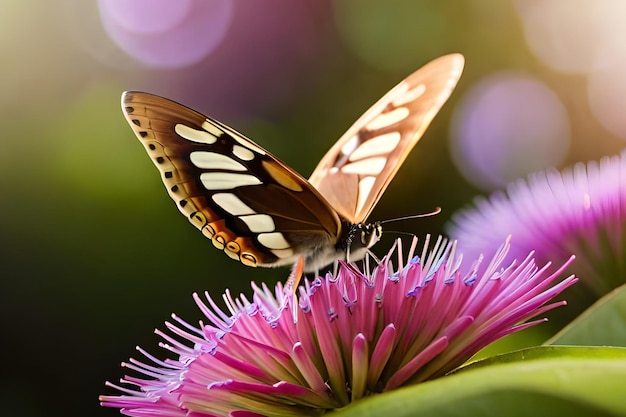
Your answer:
2,1 -> 624,416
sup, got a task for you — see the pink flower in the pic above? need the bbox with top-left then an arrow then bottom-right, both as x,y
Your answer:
100,236 -> 576,417
447,151 -> 626,296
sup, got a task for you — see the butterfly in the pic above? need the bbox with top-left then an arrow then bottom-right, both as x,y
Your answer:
122,53 -> 464,272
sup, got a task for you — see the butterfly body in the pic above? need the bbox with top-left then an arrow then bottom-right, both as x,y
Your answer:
299,220 -> 383,273
122,54 -> 464,272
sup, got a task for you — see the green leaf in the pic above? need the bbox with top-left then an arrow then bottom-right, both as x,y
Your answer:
457,344 -> 626,369
329,346 -> 626,417
547,283 -> 626,346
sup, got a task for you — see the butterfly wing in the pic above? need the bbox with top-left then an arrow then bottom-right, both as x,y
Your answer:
308,53 -> 464,223
122,91 -> 342,268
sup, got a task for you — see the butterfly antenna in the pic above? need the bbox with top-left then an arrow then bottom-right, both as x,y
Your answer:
380,207 -> 442,224
385,230 -> 419,239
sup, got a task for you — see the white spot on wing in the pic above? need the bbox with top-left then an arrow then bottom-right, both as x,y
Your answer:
392,83 -> 426,106
232,136 -> 266,155
239,214 -> 275,233
341,157 -> 387,175
212,193 -> 255,215
258,232 -> 290,249
356,176 -> 376,216
365,107 -> 410,130
190,151 -> 246,171
175,124 -> 217,144
348,132 -> 401,161
340,135 -> 360,156
232,145 -> 255,161
201,120 -> 223,137
200,173 -> 261,190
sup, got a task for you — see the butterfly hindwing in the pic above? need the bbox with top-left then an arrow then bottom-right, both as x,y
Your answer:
122,91 -> 342,268
309,54 -> 465,223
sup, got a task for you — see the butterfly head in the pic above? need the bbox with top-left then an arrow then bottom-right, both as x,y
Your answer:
358,221 -> 383,248
342,221 -> 383,261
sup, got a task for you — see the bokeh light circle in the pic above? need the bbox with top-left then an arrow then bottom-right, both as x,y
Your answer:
102,0 -> 191,34
514,0 -> 626,75
450,72 -> 571,190
514,0 -> 597,74
588,46 -> 626,140
98,0 -> 233,68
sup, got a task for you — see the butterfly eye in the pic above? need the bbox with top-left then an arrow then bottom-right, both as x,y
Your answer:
358,223 -> 382,247
375,223 -> 383,239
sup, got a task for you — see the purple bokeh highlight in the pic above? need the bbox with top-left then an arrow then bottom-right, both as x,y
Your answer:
98,0 -> 233,68
116,1 -> 336,119
450,72 -> 570,190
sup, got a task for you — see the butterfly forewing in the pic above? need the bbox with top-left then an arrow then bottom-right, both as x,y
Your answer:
308,53 -> 464,223
122,91 -> 342,268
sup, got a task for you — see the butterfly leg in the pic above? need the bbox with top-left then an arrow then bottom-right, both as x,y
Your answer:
284,256 -> 304,295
